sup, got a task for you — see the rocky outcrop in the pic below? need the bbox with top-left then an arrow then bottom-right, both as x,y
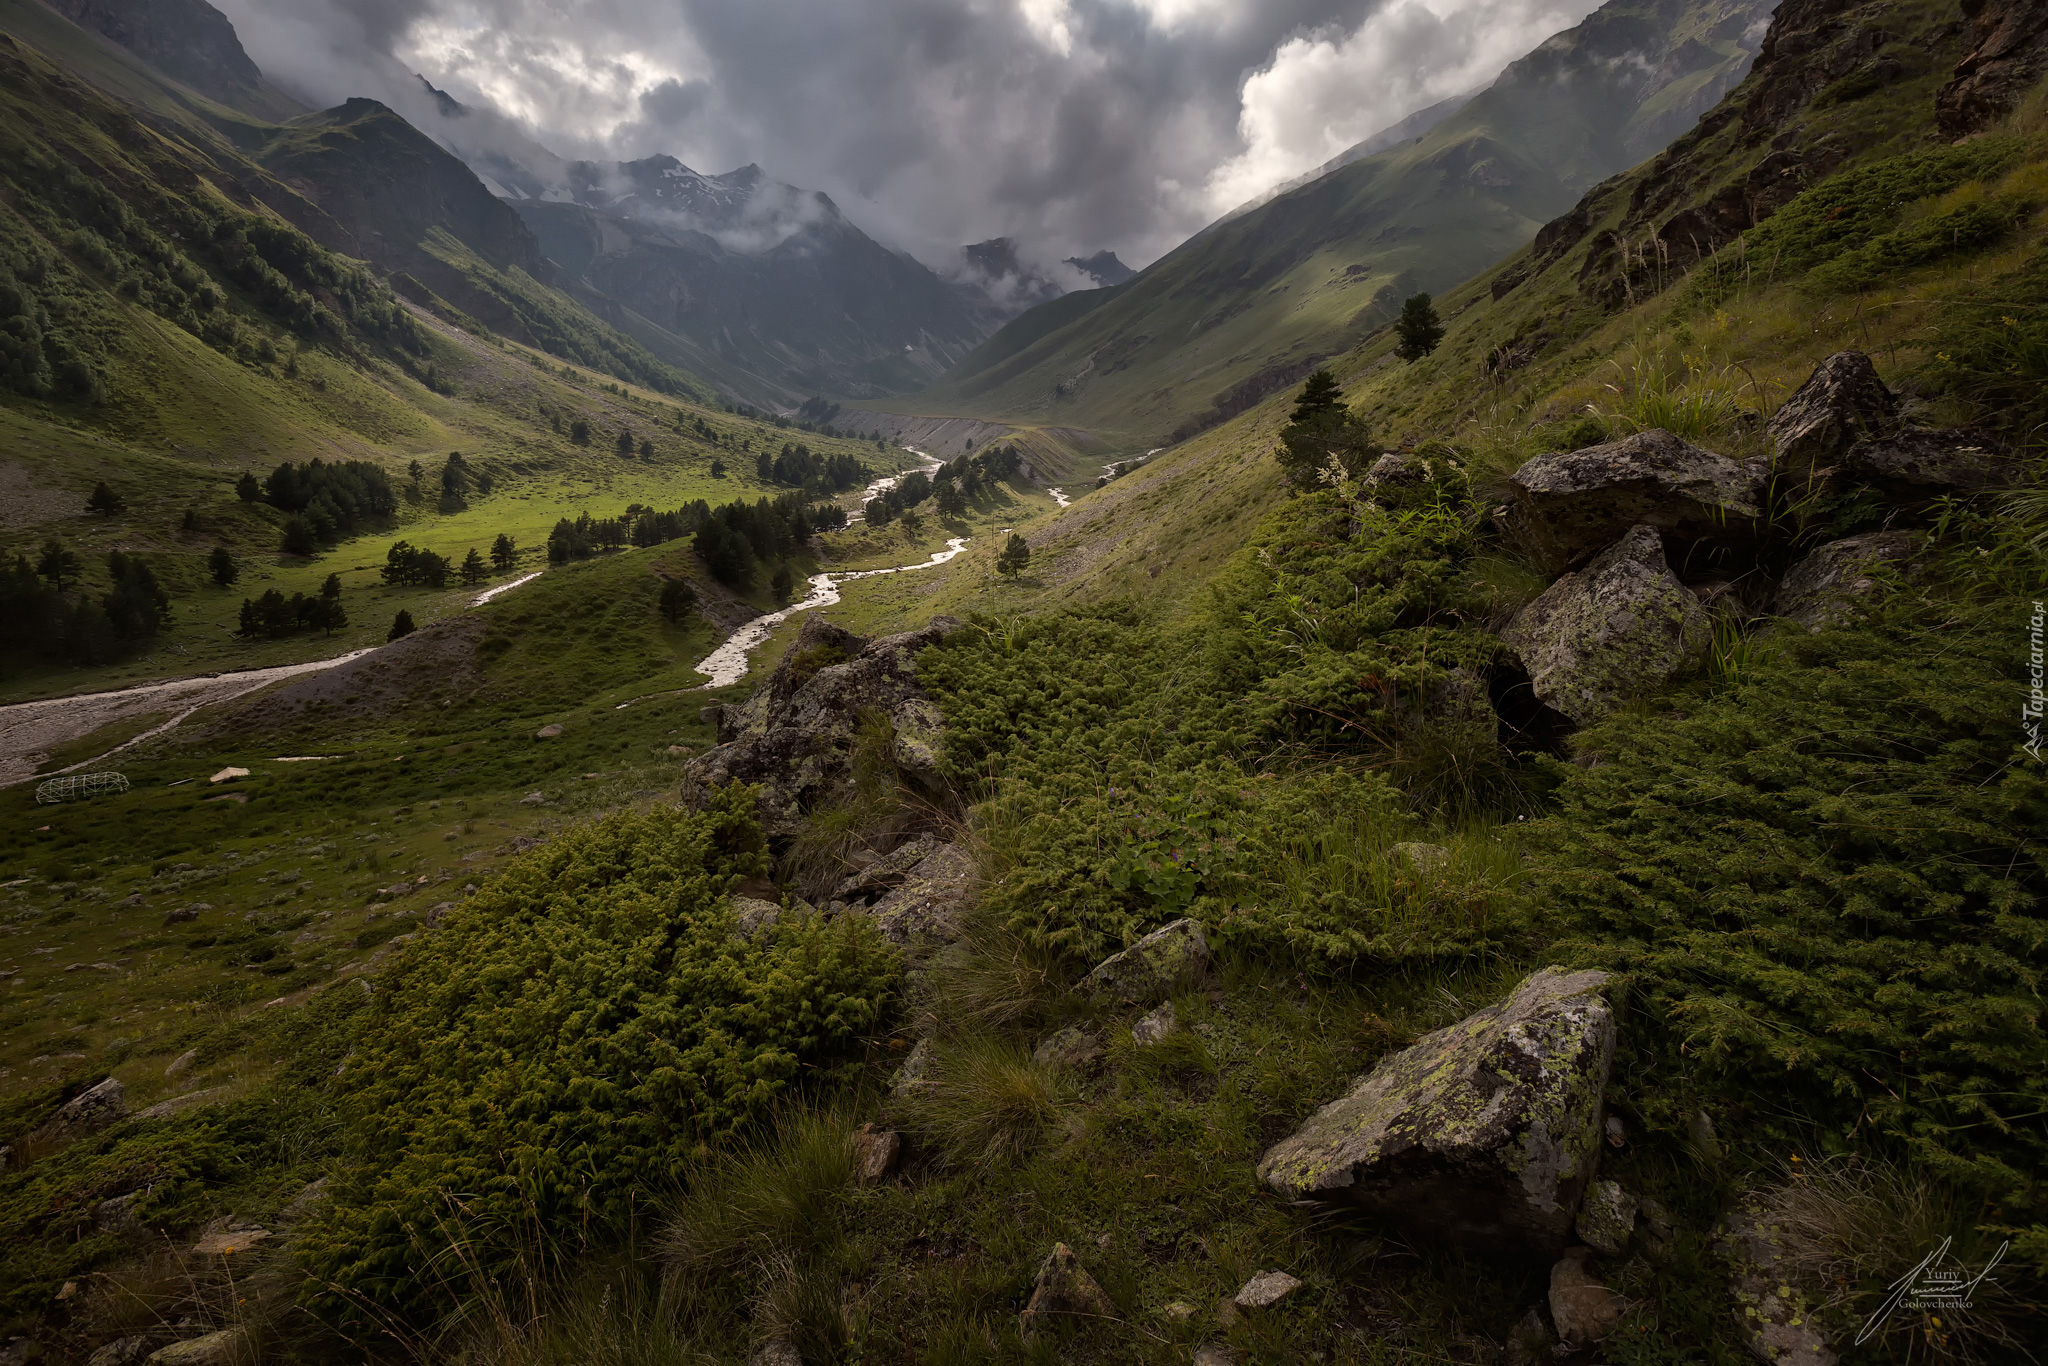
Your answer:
1506,430 -> 1766,572
1078,918 -> 1209,1006
684,615 -> 962,839
1767,352 -> 1895,480
1842,428 -> 2015,502
32,1077 -> 125,1145
1501,525 -> 1712,724
1717,1194 -> 1839,1366
1937,0 -> 2048,139
1772,531 -> 1921,631
1257,967 -> 1615,1258
50,0 -> 263,104
1018,1242 -> 1115,1338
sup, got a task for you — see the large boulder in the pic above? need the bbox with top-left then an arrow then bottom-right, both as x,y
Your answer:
683,615 -> 962,837
1500,525 -> 1712,724
1506,430 -> 1766,572
1772,531 -> 1921,632
1841,428 -> 2015,502
1078,918 -> 1209,1006
1768,352 -> 1895,480
1257,967 -> 1616,1258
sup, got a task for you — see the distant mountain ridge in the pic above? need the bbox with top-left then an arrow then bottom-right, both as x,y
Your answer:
908,0 -> 1778,443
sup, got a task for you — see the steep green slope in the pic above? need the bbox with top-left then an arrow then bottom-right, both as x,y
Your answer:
902,0 -> 1773,445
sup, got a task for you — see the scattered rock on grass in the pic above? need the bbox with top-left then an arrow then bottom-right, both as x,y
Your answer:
87,1338 -> 153,1366
1080,918 -> 1208,1006
1391,842 -> 1448,876
535,725 -> 563,739
865,843 -> 975,946
164,1050 -> 197,1077
145,1329 -> 245,1366
1131,1000 -> 1177,1045
1033,1026 -> 1104,1069
1019,1242 -> 1115,1339
138,1089 -> 225,1121
1192,1347 -> 1235,1366
1233,1270 -> 1302,1310
1502,1306 -> 1556,1366
1549,1247 -> 1625,1346
748,1337 -> 801,1366
851,1123 -> 901,1184
1257,967 -> 1615,1257
731,896 -> 783,939
32,1077 -> 125,1144
890,1038 -> 934,1099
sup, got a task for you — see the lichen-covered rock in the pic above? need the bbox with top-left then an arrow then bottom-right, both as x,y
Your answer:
1576,1178 -> 1638,1255
1391,842 -> 1449,876
87,1338 -> 153,1366
1033,1026 -> 1104,1069
1131,1000 -> 1177,1045
1501,525 -> 1712,724
1717,1194 -> 1838,1366
1768,352 -> 1895,479
683,616 -> 962,838
1772,531 -> 1921,631
731,896 -> 783,939
1079,918 -> 1209,1005
1256,967 -> 1615,1258
1233,1270 -> 1302,1310
865,843 -> 975,945
890,1038 -> 934,1099
1506,430 -> 1766,572
1842,427 -> 2014,501
1549,1247 -> 1625,1345
748,1341 -> 801,1366
1018,1242 -> 1115,1338
32,1077 -> 125,1145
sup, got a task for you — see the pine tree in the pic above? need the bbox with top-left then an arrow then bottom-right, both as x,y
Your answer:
1275,370 -> 1379,491
86,482 -> 125,517
770,565 -> 795,602
280,517 -> 317,557
388,609 -> 416,641
208,546 -> 239,588
996,533 -> 1031,578
491,534 -> 517,572
617,430 -> 635,458
659,577 -> 697,622
37,539 -> 81,591
1395,293 -> 1445,362
1289,369 -> 1344,424
460,548 -> 487,585
236,472 -> 262,502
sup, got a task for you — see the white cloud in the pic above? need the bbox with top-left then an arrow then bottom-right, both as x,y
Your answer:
1200,0 -> 1600,215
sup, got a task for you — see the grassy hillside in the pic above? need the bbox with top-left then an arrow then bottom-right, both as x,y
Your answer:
900,0 -> 1774,446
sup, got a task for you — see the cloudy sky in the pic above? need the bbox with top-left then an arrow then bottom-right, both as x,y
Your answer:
214,0 -> 1601,270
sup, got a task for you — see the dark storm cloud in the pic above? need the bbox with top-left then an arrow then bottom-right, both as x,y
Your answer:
212,0 -> 1601,268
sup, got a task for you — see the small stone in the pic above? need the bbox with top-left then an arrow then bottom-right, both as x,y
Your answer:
145,1329 -> 245,1366
1161,1301 -> 1197,1322
748,1338 -> 801,1366
1391,842 -> 1449,875
32,1077 -> 125,1144
1233,1269 -> 1302,1310
1131,1000 -> 1177,1045
138,1089 -> 225,1121
87,1338 -> 153,1366
1502,1306 -> 1556,1366
1548,1247 -> 1625,1346
55,1281 -> 77,1300
426,902 -> 455,927
665,745 -> 692,756
207,767 -> 249,784
162,908 -> 198,925
1018,1242 -> 1115,1338
164,1050 -> 197,1078
1079,918 -> 1209,1005
731,895 -> 782,939
1192,1347 -> 1235,1366
519,792 -> 546,805
95,1192 -> 143,1232
851,1123 -> 901,1184
188,1226 -> 270,1257
1032,1026 -> 1104,1069
890,1038 -> 934,1099
535,725 -> 563,738
1576,1179 -> 1638,1256
1604,1115 -> 1626,1147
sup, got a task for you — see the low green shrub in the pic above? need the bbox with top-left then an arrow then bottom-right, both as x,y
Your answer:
295,788 -> 900,1326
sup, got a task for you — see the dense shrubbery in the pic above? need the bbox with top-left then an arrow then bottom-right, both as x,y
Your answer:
1530,603 -> 2047,1214
296,789 -> 899,1324
258,459 -> 398,545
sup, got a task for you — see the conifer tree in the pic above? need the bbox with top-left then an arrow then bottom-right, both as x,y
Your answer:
491,534 -> 517,572
996,533 -> 1031,577
1275,370 -> 1379,490
388,609 -> 416,641
37,539 -> 81,590
1395,292 -> 1445,361
208,546 -> 238,588
86,482 -> 124,517
460,548 -> 487,585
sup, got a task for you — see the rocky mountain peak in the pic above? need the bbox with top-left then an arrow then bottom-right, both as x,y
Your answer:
48,0 -> 260,103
